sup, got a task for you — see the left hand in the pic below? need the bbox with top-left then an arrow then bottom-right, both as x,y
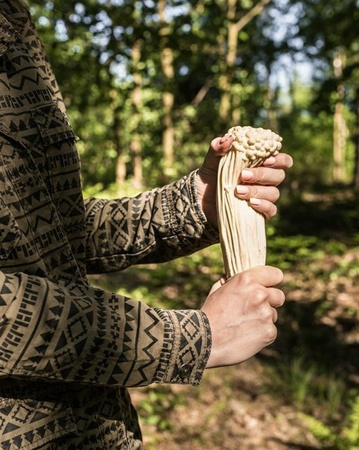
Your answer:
197,134 -> 293,227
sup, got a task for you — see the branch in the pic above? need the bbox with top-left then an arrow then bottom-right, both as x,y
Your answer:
235,0 -> 272,33
191,79 -> 213,106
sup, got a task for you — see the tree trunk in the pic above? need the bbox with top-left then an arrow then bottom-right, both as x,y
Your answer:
130,39 -> 143,189
219,0 -> 272,128
159,0 -> 175,182
332,50 -> 348,184
110,88 -> 126,187
219,0 -> 237,127
265,69 -> 278,131
353,87 -> 359,189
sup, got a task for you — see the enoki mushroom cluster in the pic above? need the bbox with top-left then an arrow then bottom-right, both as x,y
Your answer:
217,126 -> 283,278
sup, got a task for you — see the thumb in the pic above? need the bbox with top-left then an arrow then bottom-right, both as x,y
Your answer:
210,134 -> 234,156
201,134 -> 234,174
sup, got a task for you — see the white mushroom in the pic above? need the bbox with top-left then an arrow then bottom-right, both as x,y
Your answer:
216,126 -> 283,277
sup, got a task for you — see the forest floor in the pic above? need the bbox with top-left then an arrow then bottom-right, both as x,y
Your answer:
129,247 -> 359,450
91,245 -> 359,450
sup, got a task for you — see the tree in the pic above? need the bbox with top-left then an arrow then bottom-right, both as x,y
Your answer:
31,0 -> 319,191
218,0 -> 272,127
281,0 -> 359,185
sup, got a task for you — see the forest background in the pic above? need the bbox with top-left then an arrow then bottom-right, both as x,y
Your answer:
29,0 -> 359,448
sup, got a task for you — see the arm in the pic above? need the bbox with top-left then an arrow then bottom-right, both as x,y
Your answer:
84,171 -> 218,274
0,271 -> 211,387
85,139 -> 292,274
0,264 -> 286,385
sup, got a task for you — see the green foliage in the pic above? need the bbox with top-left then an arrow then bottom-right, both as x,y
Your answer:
299,413 -> 336,446
300,393 -> 359,449
268,350 -> 346,418
282,0 -> 359,185
267,234 -> 321,269
344,396 -> 359,447
275,354 -> 318,409
135,387 -> 187,431
28,0 -> 358,189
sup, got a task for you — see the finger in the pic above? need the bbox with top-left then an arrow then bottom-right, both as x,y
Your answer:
267,287 -> 286,308
248,198 -> 277,220
241,266 -> 284,287
240,167 -> 286,186
273,308 -> 278,323
200,135 -> 234,173
235,185 -> 280,203
263,153 -> 293,169
208,276 -> 227,295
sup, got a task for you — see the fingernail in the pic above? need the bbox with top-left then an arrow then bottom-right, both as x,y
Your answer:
241,169 -> 253,181
236,185 -> 249,195
249,198 -> 261,206
220,134 -> 231,144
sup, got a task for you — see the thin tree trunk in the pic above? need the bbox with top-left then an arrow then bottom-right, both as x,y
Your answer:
110,88 -> 126,187
265,69 -> 278,131
219,0 -> 237,125
219,0 -> 272,127
130,39 -> 143,189
333,50 -> 348,183
353,87 -> 359,189
159,0 -> 175,182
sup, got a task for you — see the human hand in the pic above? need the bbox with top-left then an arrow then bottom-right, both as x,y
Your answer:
202,266 -> 285,368
196,134 -> 293,227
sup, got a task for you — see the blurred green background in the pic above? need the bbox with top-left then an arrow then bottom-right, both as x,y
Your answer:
29,0 -> 359,448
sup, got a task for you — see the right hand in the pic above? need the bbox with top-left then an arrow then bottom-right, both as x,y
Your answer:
197,135 -> 293,226
202,266 -> 285,368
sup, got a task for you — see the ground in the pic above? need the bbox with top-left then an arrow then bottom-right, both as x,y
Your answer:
90,195 -> 359,449
131,360 -> 324,450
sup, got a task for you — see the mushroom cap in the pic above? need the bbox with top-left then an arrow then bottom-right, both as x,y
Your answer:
228,126 -> 282,165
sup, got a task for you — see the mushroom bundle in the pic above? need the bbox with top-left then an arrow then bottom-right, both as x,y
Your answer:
217,126 -> 283,278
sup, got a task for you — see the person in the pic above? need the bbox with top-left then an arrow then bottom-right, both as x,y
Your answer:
0,1 -> 293,449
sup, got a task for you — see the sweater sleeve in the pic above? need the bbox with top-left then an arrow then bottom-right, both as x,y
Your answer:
84,170 -> 219,274
0,271 -> 211,387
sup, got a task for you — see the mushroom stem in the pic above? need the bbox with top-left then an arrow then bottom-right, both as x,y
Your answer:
217,126 -> 282,278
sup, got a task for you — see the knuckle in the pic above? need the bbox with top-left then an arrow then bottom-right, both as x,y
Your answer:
263,323 -> 277,344
239,272 -> 254,285
247,289 -> 266,308
261,304 -> 274,320
249,186 -> 259,198
249,167 -> 263,183
254,289 -> 268,304
258,169 -> 267,183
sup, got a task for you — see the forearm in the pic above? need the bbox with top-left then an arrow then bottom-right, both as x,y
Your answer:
0,271 -> 211,387
85,171 -> 218,274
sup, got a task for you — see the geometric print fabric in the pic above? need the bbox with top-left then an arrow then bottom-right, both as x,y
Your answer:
0,1 -> 213,448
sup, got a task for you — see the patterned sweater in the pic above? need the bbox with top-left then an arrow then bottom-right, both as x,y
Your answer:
0,2 -> 215,448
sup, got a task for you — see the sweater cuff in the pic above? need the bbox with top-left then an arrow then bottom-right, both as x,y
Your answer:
154,308 -> 211,386
163,170 -> 219,244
